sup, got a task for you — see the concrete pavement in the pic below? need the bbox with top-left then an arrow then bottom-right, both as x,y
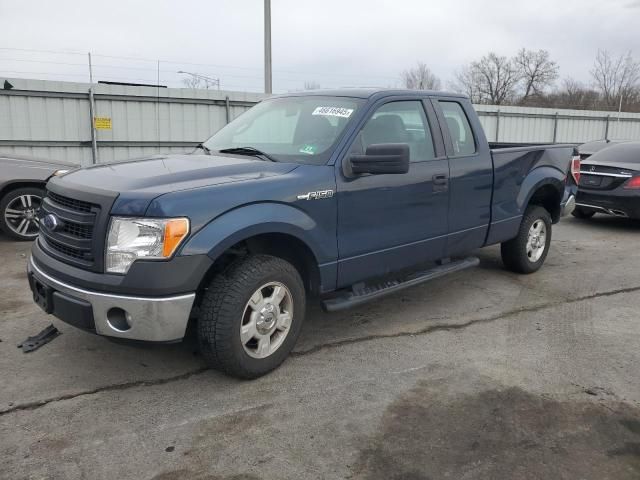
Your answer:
1,215 -> 639,479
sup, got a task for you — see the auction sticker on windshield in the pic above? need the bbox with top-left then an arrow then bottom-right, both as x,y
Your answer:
312,106 -> 354,118
299,144 -> 317,155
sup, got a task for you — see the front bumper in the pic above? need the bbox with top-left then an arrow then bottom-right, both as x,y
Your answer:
28,257 -> 195,342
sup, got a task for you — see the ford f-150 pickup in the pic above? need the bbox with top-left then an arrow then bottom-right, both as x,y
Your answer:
27,89 -> 579,378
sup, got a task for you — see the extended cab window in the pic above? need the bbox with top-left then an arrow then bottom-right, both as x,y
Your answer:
352,101 -> 436,162
439,101 -> 476,156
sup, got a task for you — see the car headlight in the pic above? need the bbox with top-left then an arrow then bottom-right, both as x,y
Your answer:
52,169 -> 69,176
106,217 -> 189,274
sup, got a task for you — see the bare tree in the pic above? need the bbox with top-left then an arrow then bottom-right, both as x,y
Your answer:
181,74 -> 219,90
474,53 -> 521,104
590,50 -> 640,109
452,53 -> 520,104
304,80 -> 321,90
401,62 -> 441,90
514,48 -> 559,102
537,78 -> 601,110
182,76 -> 204,89
450,65 -> 485,103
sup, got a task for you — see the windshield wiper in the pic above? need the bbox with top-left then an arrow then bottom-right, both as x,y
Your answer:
218,146 -> 276,162
194,143 -> 212,155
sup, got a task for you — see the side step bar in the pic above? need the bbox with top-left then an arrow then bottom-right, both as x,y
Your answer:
322,256 -> 480,312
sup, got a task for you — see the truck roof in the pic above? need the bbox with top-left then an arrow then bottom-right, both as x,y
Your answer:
275,88 -> 468,100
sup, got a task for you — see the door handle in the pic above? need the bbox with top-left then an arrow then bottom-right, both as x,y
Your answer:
432,174 -> 448,186
432,173 -> 448,193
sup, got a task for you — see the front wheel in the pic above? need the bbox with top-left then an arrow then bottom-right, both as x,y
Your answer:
501,206 -> 552,274
198,254 -> 306,379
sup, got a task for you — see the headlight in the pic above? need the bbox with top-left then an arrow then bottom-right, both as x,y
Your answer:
52,169 -> 69,176
106,217 -> 189,274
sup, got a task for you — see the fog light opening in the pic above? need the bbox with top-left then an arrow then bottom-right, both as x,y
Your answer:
106,307 -> 132,332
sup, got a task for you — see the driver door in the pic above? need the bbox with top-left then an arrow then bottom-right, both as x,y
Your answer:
335,99 -> 450,288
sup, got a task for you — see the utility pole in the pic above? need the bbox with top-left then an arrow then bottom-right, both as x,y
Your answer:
87,52 -> 98,165
617,92 -> 624,124
264,0 -> 272,94
87,52 -> 94,84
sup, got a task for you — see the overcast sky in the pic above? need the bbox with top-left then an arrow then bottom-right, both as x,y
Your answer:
1,0 -> 639,92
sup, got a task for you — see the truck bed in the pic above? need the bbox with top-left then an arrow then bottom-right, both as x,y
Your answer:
489,142 -> 577,151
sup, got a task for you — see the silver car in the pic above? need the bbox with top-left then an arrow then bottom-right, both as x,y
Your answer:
0,154 -> 74,241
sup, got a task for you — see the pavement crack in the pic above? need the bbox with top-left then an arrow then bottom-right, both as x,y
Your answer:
291,284 -> 640,357
3,284 -> 639,416
0,367 -> 209,417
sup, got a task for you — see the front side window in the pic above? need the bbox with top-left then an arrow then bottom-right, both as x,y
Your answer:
439,101 -> 476,156
204,96 -> 364,165
351,101 -> 436,162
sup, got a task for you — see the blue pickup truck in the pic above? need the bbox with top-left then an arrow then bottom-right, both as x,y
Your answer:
28,89 -> 579,378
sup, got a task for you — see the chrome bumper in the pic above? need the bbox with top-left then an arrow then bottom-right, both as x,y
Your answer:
561,194 -> 576,217
28,257 -> 195,342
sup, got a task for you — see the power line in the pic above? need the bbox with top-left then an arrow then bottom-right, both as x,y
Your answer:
0,47 -> 87,56
0,46 -> 400,81
0,57 -> 267,80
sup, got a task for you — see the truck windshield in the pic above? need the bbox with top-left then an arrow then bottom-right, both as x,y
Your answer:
203,96 -> 364,165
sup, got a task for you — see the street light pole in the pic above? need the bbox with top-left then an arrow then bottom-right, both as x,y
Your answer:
264,0 -> 272,94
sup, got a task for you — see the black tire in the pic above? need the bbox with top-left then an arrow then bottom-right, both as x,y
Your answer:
572,206 -> 596,219
501,206 -> 552,274
0,187 -> 44,241
198,254 -> 306,379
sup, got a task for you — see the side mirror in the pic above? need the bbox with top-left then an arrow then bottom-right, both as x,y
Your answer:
349,143 -> 410,175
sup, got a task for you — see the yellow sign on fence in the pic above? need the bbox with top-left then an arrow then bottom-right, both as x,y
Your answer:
94,117 -> 112,130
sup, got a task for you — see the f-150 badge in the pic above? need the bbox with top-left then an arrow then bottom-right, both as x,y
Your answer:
296,190 -> 334,201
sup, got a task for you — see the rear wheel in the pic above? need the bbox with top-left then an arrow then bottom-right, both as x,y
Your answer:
197,254 -> 306,379
572,206 -> 596,219
0,187 -> 44,241
501,206 -> 552,274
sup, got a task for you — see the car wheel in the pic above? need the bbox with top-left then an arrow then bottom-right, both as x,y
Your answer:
198,254 -> 306,379
0,187 -> 44,241
501,206 -> 552,274
572,206 -> 596,219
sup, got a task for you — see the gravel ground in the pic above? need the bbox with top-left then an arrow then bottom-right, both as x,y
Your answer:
1,215 -> 639,479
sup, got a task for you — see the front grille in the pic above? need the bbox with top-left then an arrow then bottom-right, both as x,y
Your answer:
39,190 -> 101,268
44,236 -> 92,261
47,191 -> 95,213
61,222 -> 93,239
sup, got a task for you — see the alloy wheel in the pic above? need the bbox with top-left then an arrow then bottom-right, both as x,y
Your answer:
4,194 -> 42,239
240,282 -> 294,359
526,219 -> 547,262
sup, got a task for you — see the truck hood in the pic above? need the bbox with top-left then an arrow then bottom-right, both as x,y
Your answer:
50,153 -> 299,215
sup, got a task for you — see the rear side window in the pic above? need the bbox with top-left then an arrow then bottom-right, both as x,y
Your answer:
439,101 -> 476,156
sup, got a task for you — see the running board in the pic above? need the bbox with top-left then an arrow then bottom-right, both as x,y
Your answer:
322,256 -> 480,312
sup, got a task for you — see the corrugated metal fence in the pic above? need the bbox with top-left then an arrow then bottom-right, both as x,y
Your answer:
474,104 -> 640,145
0,78 -> 264,166
2,78 -> 640,166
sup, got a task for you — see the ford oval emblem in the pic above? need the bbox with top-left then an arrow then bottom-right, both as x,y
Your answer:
43,214 -> 60,231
